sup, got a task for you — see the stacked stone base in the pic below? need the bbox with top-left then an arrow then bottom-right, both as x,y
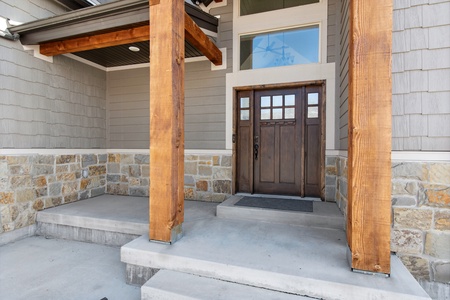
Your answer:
0,152 -> 232,236
330,155 -> 450,298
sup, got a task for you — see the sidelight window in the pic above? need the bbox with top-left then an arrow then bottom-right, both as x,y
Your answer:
240,97 -> 250,120
307,93 -> 319,118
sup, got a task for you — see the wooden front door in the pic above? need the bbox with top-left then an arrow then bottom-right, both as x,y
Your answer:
236,85 -> 323,198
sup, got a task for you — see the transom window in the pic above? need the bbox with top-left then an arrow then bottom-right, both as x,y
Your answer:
240,0 -> 320,16
240,26 -> 319,70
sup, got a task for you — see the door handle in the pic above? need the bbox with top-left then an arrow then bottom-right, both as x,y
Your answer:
254,135 -> 259,160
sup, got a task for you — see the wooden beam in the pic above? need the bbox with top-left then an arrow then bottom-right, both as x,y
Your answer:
347,0 -> 393,274
149,0 -> 184,243
40,25 -> 150,56
40,15 -> 222,67
184,12 -> 222,66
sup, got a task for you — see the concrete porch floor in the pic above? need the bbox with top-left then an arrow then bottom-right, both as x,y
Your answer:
0,195 -> 431,299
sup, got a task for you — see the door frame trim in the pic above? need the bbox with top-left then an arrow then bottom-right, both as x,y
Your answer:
233,80 -> 326,199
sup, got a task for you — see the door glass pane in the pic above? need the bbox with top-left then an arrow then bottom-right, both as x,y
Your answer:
240,26 -> 319,70
285,95 -> 295,106
273,108 -> 283,119
240,97 -> 250,108
308,106 -> 318,118
285,108 -> 295,119
241,110 -> 249,120
261,109 -> 271,120
240,0 -> 319,16
308,93 -> 319,105
273,95 -> 283,107
261,96 -> 271,107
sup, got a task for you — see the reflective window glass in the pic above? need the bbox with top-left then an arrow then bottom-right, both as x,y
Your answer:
308,93 -> 319,105
285,108 -> 295,119
261,96 -> 271,107
240,26 -> 319,70
273,95 -> 283,107
273,108 -> 283,119
285,95 -> 295,106
308,106 -> 318,118
241,110 -> 249,120
261,109 -> 271,120
240,97 -> 250,108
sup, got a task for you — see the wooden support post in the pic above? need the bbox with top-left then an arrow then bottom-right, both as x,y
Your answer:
347,0 -> 393,274
149,0 -> 185,243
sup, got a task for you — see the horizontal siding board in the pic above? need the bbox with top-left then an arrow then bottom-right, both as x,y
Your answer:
185,123 -> 225,132
108,85 -> 149,96
109,132 -> 150,141
109,101 -> 149,111
185,104 -> 225,115
109,108 -> 149,118
110,124 -> 149,133
106,0 -> 232,150
108,116 -> 149,126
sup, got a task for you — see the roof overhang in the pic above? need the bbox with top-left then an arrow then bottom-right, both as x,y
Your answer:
8,0 -> 220,67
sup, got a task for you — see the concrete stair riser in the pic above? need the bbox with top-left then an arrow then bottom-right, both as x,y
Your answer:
122,240 -> 430,300
217,196 -> 344,230
141,270 -> 313,300
36,222 -> 140,246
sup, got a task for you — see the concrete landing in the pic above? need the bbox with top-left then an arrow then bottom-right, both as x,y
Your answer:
217,195 -> 344,230
122,213 -> 430,300
142,270 -> 312,300
37,195 -> 149,236
36,195 -> 218,246
0,236 -> 140,300
36,195 -> 149,246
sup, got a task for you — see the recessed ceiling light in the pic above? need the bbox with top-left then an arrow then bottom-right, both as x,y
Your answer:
129,46 -> 140,52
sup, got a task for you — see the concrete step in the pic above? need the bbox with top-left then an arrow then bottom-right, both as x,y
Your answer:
142,270 -> 312,300
217,195 -> 344,230
36,196 -> 148,246
121,216 -> 431,300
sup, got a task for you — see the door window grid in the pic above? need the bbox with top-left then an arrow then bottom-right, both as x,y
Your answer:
260,94 -> 296,120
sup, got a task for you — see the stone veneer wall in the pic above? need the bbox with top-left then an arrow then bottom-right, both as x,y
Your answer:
106,153 -> 232,202
391,161 -> 450,296
184,154 -> 232,202
0,154 -> 107,234
333,155 -> 450,297
325,156 -> 339,202
334,156 -> 348,228
0,152 -> 233,235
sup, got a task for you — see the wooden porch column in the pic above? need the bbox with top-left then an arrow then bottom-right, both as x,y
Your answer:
347,0 -> 393,274
149,0 -> 185,243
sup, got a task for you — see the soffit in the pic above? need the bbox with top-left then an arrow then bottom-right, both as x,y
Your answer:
8,0 -> 218,67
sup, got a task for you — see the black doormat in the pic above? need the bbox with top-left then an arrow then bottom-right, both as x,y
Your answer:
235,196 -> 313,213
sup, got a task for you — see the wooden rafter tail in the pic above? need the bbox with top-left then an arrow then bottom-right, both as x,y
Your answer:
40,25 -> 150,56
184,12 -> 222,66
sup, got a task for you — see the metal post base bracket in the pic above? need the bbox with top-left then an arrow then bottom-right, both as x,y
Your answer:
149,224 -> 183,245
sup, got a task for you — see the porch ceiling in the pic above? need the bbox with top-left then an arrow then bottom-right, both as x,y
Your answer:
8,0 -> 218,67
